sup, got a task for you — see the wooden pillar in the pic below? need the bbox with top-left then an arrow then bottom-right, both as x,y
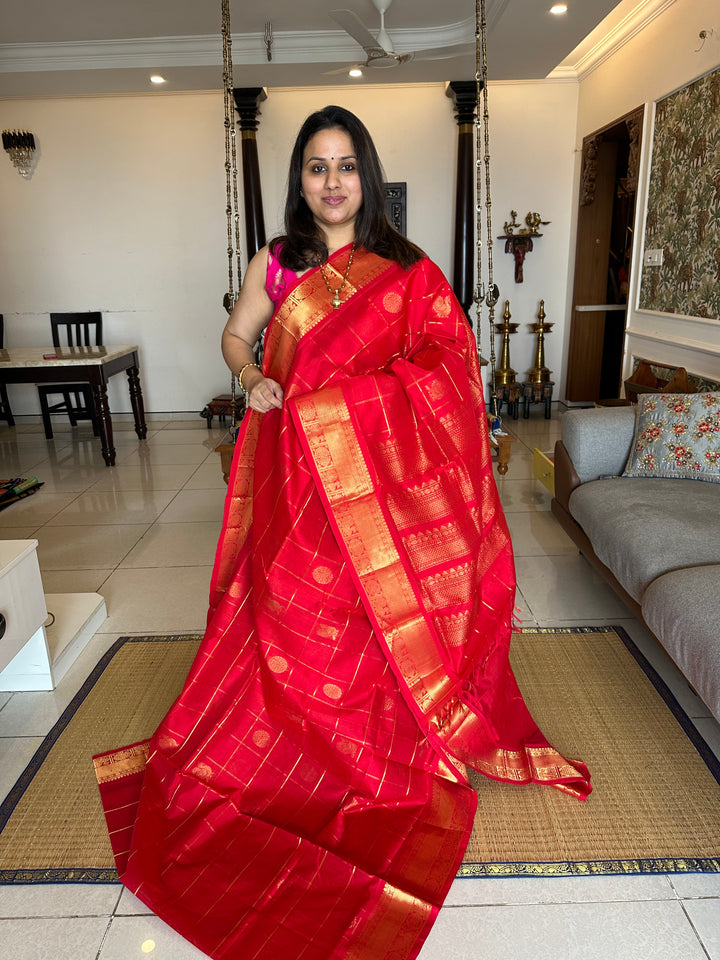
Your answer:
232,87 -> 267,259
446,81 -> 480,324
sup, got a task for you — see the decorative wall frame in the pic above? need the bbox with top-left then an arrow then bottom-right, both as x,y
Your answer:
638,66 -> 720,320
384,182 -> 407,236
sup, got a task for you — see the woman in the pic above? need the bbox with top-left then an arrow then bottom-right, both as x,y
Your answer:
95,106 -> 590,960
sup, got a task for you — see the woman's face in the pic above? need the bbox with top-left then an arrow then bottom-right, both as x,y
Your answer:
300,127 -> 363,237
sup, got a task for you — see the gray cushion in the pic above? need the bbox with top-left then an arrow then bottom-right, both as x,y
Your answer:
642,565 -> 720,723
568,477 -> 720,601
562,407 -> 637,482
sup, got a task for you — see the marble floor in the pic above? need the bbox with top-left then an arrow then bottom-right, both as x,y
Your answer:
0,410 -> 718,960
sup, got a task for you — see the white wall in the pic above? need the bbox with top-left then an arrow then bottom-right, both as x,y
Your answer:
0,79 -> 579,414
481,80 -> 579,396
0,92 -> 230,415
575,0 -> 720,386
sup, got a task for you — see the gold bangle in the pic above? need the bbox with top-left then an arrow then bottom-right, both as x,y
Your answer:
237,362 -> 260,395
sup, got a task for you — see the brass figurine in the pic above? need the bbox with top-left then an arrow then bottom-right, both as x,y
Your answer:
503,210 -> 522,236
524,211 -> 551,235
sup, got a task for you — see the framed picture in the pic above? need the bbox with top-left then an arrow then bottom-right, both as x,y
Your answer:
384,182 -> 407,236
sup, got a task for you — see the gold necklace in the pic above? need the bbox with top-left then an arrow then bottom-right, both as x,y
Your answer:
318,244 -> 355,309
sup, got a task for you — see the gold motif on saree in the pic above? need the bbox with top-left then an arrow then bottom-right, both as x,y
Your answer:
267,655 -> 289,673
382,290 -> 403,313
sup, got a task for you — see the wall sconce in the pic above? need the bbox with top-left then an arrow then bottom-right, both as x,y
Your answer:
499,210 -> 551,282
2,130 -> 36,179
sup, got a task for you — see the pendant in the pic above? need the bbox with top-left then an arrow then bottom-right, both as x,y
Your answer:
331,290 -> 342,309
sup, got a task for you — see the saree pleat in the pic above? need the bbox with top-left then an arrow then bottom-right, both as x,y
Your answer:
95,246 -> 590,960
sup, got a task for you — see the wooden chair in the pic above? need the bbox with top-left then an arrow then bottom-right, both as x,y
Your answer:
0,316 -> 15,427
38,312 -> 103,439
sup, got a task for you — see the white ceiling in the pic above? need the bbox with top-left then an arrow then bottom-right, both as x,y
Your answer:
0,0 -> 639,99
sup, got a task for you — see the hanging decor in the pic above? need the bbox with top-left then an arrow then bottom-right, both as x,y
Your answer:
473,0 -> 501,418
2,130 -> 36,179
221,0 -> 245,433
499,210 -> 551,283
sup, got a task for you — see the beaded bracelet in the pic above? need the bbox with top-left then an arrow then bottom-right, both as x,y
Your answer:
237,362 -> 260,398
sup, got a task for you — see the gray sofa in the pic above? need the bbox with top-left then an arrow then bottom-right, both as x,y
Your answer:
551,405 -> 720,722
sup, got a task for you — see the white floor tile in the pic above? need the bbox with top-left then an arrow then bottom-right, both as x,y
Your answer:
419,900 -> 709,960
0,447 -> 52,474
98,566 -> 212,633
120,522 -> 221,568
683,897 -> 720,960
40,568 -> 114,593
35,523 -> 150,570
89,463 -> 200,492
515,554 -> 630,620
0,526 -> 41,540
0,689 -> 79,738
0,883 -> 121,918
494,451 -> 535,481
445,873 -> 676,906
120,445 -> 212,467
0,917 -> 111,959
146,428 -> 224,447
45,489 -> 177,526
156,488 -> 227,524
100,915 -> 209,959
670,873 -> 720,899
183,461 -> 229,490
0,492 -> 79,527
116,888 -> 154,916
20,461 -> 109,494
497,477 -> 552,513
506,511 -> 578,557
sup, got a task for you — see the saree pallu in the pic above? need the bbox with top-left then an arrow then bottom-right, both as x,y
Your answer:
95,246 -> 590,960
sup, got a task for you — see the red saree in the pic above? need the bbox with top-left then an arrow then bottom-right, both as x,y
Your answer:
94,246 -> 590,960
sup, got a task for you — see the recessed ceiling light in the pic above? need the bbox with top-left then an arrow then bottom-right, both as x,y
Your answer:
349,67 -> 363,78
150,75 -> 166,84
550,3 -> 568,13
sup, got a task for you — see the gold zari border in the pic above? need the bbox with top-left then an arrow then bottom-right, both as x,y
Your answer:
294,386 -> 464,734
93,741 -> 150,785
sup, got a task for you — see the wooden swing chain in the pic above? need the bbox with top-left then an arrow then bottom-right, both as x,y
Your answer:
221,0 -> 244,426
222,0 -> 243,311
473,0 -> 485,358
474,0 -> 499,391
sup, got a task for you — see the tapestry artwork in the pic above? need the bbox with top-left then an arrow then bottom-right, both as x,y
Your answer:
639,65 -> 720,320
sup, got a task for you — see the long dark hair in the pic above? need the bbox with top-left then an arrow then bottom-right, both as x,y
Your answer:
271,105 -> 424,270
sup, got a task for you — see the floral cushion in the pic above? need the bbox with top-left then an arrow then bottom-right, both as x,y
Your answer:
623,393 -> 720,482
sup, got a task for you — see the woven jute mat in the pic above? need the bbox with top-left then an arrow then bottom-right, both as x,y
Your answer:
0,627 -> 718,883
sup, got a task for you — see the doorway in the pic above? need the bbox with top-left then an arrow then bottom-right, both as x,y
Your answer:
565,107 -> 644,403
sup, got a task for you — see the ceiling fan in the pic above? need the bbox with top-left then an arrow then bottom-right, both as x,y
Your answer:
329,0 -> 473,71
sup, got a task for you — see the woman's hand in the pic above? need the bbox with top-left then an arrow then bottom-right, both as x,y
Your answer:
243,367 -> 283,412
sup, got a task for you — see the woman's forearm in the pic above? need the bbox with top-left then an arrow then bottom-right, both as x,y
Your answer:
221,328 -> 256,376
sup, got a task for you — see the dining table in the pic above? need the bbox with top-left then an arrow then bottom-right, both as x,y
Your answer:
0,344 -> 147,466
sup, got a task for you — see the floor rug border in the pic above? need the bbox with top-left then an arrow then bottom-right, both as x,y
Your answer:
1,627 -> 719,884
